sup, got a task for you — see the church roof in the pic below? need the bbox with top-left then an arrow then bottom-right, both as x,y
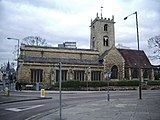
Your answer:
117,49 -> 152,68
21,56 -> 101,65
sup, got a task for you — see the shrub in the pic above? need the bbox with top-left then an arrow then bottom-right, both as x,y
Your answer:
52,80 -> 140,89
147,80 -> 160,86
111,80 -> 139,86
86,81 -> 107,87
63,80 -> 82,88
54,80 -> 82,88
155,73 -> 160,80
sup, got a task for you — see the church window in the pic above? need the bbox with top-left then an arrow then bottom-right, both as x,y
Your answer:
132,69 -> 138,78
56,70 -> 68,82
91,71 -> 101,81
74,70 -> 85,81
104,24 -> 108,31
103,36 -> 109,46
143,70 -> 148,78
125,68 -> 129,80
31,69 -> 43,83
111,65 -> 118,79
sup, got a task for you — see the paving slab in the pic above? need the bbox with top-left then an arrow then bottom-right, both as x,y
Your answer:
35,97 -> 160,120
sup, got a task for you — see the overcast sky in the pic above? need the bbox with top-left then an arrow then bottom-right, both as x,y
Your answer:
0,0 -> 160,67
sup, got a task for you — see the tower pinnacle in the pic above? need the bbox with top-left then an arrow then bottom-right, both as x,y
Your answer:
101,6 -> 103,18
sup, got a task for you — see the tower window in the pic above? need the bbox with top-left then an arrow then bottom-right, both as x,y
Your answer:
104,24 -> 108,31
103,36 -> 109,46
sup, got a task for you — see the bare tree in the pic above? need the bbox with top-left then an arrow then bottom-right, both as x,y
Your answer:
1,62 -> 15,73
148,35 -> 160,60
22,36 -> 47,46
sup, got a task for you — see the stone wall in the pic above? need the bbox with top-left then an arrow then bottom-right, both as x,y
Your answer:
21,45 -> 99,60
104,47 -> 125,80
18,60 -> 104,85
90,17 -> 115,55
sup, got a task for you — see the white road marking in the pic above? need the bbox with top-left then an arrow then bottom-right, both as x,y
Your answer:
115,104 -> 127,108
115,104 -> 137,108
5,104 -> 44,112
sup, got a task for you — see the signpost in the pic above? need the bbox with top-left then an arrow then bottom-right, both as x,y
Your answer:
104,71 -> 112,101
59,62 -> 62,120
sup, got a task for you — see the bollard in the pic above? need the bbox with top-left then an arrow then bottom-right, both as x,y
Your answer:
36,83 -> 39,91
4,87 -> 9,96
41,89 -> 45,97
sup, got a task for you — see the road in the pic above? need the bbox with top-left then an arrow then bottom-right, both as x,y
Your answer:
0,90 -> 160,120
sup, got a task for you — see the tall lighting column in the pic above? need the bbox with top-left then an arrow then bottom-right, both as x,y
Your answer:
124,11 -> 142,99
7,37 -> 20,82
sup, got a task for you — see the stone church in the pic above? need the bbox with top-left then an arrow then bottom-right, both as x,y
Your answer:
18,14 -> 154,86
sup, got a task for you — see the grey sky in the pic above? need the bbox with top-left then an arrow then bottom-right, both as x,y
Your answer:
0,0 -> 160,66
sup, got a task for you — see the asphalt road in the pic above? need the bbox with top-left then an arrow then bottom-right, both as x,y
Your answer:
0,90 -> 160,120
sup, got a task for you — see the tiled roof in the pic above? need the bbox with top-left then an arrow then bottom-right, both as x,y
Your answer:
99,46 -> 114,60
117,49 -> 152,68
21,56 -> 101,65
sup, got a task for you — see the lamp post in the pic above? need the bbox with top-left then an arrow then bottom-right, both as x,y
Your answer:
7,37 -> 20,90
104,71 -> 112,101
124,11 -> 142,99
7,38 -> 20,59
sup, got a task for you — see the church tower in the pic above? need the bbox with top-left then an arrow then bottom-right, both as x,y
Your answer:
90,13 -> 115,55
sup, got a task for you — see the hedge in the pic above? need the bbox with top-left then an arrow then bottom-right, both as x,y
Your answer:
53,80 -> 140,89
155,73 -> 160,80
147,80 -> 160,86
111,80 -> 140,86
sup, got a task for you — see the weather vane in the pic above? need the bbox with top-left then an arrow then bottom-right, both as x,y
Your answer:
101,6 -> 103,18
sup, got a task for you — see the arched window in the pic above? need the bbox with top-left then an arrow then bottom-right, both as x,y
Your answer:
104,24 -> 108,31
143,70 -> 148,78
103,36 -> 109,46
111,65 -> 118,79
132,69 -> 138,78
125,68 -> 129,80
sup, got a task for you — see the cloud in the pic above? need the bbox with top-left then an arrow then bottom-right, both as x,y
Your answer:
0,0 -> 159,65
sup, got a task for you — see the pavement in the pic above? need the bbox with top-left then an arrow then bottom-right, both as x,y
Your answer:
29,97 -> 160,120
0,90 -> 160,120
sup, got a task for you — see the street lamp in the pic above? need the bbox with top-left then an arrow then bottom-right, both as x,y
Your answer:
104,71 -> 112,101
7,37 -> 20,83
7,38 -> 20,59
124,11 -> 142,99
